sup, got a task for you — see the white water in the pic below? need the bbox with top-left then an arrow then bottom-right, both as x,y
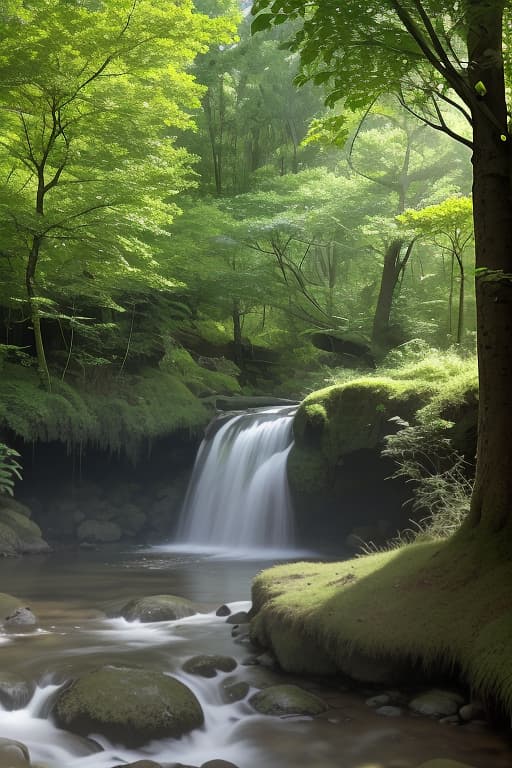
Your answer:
177,406 -> 297,550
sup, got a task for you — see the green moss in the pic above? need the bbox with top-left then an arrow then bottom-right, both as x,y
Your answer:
0,363 -> 211,459
289,354 -> 478,495
251,529 -> 512,714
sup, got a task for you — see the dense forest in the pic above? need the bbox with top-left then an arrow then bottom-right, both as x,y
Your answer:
0,0 -> 481,467
1,2 -> 512,762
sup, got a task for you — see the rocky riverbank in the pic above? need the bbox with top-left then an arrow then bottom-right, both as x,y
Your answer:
1,586 -> 509,768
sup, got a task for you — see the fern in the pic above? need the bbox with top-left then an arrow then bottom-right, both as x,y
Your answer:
0,442 -> 22,496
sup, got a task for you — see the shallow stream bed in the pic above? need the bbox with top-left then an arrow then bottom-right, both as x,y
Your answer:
0,546 -> 510,768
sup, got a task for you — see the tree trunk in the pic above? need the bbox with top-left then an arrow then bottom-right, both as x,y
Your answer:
371,239 -> 403,350
454,251 -> 464,345
466,0 -> 512,531
232,298 -> 244,370
26,235 -> 51,390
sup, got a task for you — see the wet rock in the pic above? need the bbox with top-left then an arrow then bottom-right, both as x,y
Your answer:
112,762 -> 163,768
201,761 -> 239,768
459,701 -> 485,721
77,519 -> 122,543
0,737 -> 31,767
249,684 -> 328,717
409,689 -> 465,717
53,665 -> 204,747
226,611 -> 249,625
231,623 -> 249,638
220,679 -> 250,704
216,604 -> 231,617
0,501 -> 50,554
376,705 -> 403,717
0,674 -> 34,709
3,607 -> 37,631
439,715 -> 461,725
183,654 -> 237,678
255,652 -> 277,670
365,693 -> 390,707
115,595 -> 198,623
241,655 -> 258,666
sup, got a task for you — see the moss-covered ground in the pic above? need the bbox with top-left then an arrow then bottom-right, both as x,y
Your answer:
251,527 -> 512,714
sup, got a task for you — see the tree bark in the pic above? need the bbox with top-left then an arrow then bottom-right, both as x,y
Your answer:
371,239 -> 403,350
26,234 -> 51,390
465,0 -> 512,531
232,298 -> 244,370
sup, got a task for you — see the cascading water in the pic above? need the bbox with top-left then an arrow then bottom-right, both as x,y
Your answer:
177,406 -> 296,550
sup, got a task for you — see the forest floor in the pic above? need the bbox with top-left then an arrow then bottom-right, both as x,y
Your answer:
250,528 -> 512,716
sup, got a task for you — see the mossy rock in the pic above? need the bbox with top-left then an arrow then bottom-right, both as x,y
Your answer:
182,654 -> 237,678
0,508 -> 49,553
220,678 -> 250,703
0,522 -> 19,556
116,595 -> 199,623
53,666 -> 204,746
0,496 -> 32,518
249,685 -> 327,717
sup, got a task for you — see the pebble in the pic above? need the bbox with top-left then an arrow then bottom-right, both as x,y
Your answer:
376,705 -> 403,717
366,694 -> 390,707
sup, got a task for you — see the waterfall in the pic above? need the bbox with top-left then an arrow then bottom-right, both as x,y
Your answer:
177,406 -> 296,550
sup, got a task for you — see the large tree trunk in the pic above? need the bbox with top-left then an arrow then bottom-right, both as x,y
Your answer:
466,0 -> 512,531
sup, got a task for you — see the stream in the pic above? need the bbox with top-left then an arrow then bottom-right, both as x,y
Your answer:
0,546 -> 510,768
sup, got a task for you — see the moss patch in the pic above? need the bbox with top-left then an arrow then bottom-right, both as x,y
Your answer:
288,355 -> 477,496
54,665 -> 204,746
250,528 -> 512,714
0,363 -> 210,459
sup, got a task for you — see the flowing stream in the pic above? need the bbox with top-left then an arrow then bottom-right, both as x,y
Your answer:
177,406 -> 296,551
0,549 -> 510,768
1,411 -> 511,766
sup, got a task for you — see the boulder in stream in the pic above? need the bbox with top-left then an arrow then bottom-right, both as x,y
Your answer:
112,594 -> 199,622
0,737 -> 31,768
53,666 -> 204,746
249,684 -> 328,717
409,689 -> 465,717
0,674 -> 34,710
183,654 -> 237,678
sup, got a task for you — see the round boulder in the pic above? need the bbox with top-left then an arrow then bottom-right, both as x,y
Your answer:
183,655 -> 237,678
0,738 -> 31,768
409,689 -> 465,717
249,685 -> 327,717
118,595 -> 198,623
202,761 -> 239,768
220,679 -> 250,704
226,611 -> 249,625
53,666 -> 204,746
3,607 -> 37,631
216,605 -> 231,617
